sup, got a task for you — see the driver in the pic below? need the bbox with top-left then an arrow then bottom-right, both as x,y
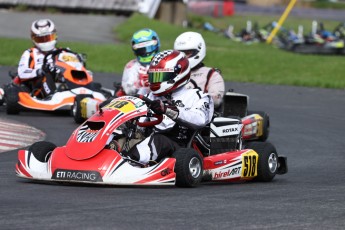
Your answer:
174,31 -> 225,110
17,18 -> 59,98
124,50 -> 214,165
121,28 -> 161,96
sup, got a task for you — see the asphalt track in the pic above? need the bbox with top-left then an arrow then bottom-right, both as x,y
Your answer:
1,9 -> 345,230
1,65 -> 345,229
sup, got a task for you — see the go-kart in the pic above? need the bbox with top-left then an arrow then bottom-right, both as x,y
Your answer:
278,21 -> 345,55
225,21 -> 263,44
222,90 -> 270,142
16,95 -> 287,187
2,48 -> 110,114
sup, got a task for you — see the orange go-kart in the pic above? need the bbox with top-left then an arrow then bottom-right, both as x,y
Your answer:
2,48 -> 109,114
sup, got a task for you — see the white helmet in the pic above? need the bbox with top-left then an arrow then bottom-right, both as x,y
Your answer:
173,32 -> 206,69
31,19 -> 57,52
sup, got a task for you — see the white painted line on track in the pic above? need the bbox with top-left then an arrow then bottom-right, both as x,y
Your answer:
0,118 -> 45,153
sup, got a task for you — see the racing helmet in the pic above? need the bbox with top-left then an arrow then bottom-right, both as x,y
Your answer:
173,31 -> 206,69
148,50 -> 190,96
31,19 -> 57,52
131,28 -> 160,66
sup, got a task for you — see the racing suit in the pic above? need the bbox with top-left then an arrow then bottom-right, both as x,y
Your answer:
121,59 -> 150,96
185,65 -> 225,110
17,47 -> 56,97
126,87 -> 214,164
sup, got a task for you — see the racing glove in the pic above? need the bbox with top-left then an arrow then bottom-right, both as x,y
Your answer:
48,64 -> 61,75
36,69 -> 45,78
150,100 -> 179,120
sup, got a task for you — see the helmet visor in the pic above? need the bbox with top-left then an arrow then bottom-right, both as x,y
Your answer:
133,40 -> 158,57
149,71 -> 175,83
180,49 -> 198,58
32,32 -> 57,43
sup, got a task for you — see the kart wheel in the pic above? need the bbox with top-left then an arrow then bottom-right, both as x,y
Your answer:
247,110 -> 270,141
28,141 -> 56,163
173,148 -> 203,188
4,84 -> 21,114
246,142 -> 278,182
72,94 -> 93,124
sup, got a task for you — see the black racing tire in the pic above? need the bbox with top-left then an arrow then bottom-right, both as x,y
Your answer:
173,148 -> 203,188
247,110 -> 270,141
246,142 -> 278,182
4,84 -> 21,115
28,141 -> 56,163
72,94 -> 93,124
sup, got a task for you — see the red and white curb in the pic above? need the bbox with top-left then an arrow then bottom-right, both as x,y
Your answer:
0,118 -> 46,153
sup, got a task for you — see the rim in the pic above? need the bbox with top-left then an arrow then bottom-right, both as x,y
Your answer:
268,152 -> 278,173
72,101 -> 77,116
189,157 -> 202,179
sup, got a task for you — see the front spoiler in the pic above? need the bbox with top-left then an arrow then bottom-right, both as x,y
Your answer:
16,149 -> 176,186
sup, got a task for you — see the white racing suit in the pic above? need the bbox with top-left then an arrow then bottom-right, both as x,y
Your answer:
127,87 -> 214,164
185,65 -> 225,110
17,47 -> 55,96
121,59 -> 150,96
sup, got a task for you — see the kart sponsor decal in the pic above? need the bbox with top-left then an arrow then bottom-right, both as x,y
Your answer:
52,169 -> 102,182
104,100 -> 136,113
77,125 -> 100,142
135,159 -> 176,184
241,150 -> 258,178
161,167 -> 173,177
213,164 -> 241,180
60,53 -> 79,63
214,160 -> 224,165
210,123 -> 243,137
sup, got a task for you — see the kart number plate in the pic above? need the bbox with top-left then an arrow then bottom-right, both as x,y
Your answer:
241,150 -> 258,178
104,100 -> 136,113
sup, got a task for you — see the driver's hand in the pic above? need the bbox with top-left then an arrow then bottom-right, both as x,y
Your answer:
150,100 -> 179,120
36,69 -> 45,78
45,63 -> 61,76
43,54 -> 60,74
150,100 -> 165,115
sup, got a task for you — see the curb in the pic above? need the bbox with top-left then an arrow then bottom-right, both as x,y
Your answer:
0,118 -> 45,153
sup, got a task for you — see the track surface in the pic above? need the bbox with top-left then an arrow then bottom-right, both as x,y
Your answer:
1,9 -> 345,230
1,65 -> 345,229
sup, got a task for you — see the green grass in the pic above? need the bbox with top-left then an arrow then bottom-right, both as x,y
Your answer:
0,13 -> 344,89
310,0 -> 345,10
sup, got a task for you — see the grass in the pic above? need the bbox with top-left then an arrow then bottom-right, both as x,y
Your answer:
310,0 -> 345,10
0,13 -> 344,89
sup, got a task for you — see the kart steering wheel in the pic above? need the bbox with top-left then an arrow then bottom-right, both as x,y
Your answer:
136,94 -> 163,127
42,48 -> 81,71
